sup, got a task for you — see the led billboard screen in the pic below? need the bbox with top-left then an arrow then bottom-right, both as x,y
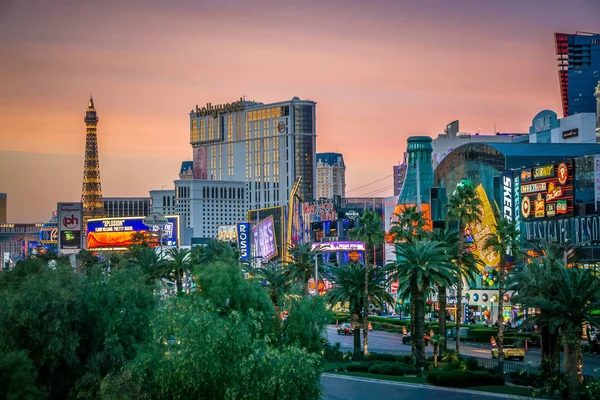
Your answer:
519,161 -> 573,220
86,216 -> 179,250
252,216 -> 277,260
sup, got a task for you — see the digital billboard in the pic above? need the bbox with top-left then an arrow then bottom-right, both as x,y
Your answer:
519,161 -> 573,220
248,207 -> 284,260
58,202 -> 83,250
465,185 -> 499,268
86,216 -> 180,250
217,225 -> 237,242
252,216 -> 277,260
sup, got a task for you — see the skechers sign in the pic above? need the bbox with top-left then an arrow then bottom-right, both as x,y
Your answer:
237,222 -> 251,261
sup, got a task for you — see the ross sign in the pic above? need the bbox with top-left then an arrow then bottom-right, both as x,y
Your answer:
310,241 -> 365,252
194,97 -> 244,118
143,212 -> 168,227
87,216 -> 179,250
236,222 -> 251,261
57,202 -> 83,250
562,128 -> 579,139
252,216 -> 277,260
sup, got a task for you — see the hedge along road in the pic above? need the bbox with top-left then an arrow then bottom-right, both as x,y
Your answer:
326,325 -> 600,376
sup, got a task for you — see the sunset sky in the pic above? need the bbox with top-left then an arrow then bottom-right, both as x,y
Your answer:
1,0 -> 599,222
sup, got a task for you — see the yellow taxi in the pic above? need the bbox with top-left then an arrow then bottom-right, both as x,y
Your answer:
491,346 -> 525,361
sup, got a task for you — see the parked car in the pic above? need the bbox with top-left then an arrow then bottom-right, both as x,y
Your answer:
337,323 -> 353,335
491,346 -> 525,361
401,332 -> 429,346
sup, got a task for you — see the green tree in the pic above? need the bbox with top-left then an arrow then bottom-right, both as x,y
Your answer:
281,296 -> 330,353
524,267 -> 600,400
349,210 -> 385,357
446,182 -> 482,354
127,246 -> 165,284
285,243 -> 323,296
256,262 -> 295,310
429,334 -> 442,369
192,239 -> 239,267
483,218 -> 521,369
0,349 -> 42,400
163,247 -> 191,294
326,262 -> 393,359
388,240 -> 458,368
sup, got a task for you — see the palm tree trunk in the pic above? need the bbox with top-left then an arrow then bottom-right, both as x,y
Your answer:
176,270 -> 183,294
410,294 -> 416,359
438,286 -> 447,353
363,262 -> 369,358
433,343 -> 439,368
414,289 -> 426,368
352,311 -> 362,360
455,279 -> 463,354
550,328 -> 561,375
497,258 -> 506,371
564,326 -> 582,400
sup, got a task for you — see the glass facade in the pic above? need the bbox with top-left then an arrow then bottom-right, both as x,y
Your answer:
294,105 -> 315,202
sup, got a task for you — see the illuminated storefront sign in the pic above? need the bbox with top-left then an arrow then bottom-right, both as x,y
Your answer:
58,202 -> 83,250
311,241 -> 365,252
86,216 -> 179,250
302,199 -> 337,222
520,160 -> 573,221
562,128 -> 579,139
194,97 -> 244,118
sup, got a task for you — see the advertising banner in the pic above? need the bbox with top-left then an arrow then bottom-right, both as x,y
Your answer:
252,216 -> 277,260
218,225 -> 238,242
465,185 -> 499,268
519,161 -> 573,220
86,216 -> 179,250
236,222 -> 251,261
595,155 -> 600,210
57,202 -> 83,250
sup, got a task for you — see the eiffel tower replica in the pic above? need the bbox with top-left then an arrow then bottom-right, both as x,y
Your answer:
81,96 -> 106,220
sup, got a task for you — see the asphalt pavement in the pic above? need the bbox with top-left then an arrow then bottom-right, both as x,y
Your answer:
325,325 -> 600,376
321,373 -> 516,400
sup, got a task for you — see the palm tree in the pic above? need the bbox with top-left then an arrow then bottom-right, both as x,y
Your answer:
524,266 -> 600,400
349,210 -> 385,358
388,240 -> 458,368
483,219 -> 521,369
430,334 -> 442,368
326,262 -> 393,359
164,247 -> 191,294
446,182 -> 482,354
507,241 -> 570,376
285,243 -> 323,296
427,227 -> 461,353
127,246 -> 165,283
192,239 -> 238,267
391,206 -> 430,357
255,261 -> 294,309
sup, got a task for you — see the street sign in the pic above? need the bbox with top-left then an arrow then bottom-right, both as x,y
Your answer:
143,212 -> 168,227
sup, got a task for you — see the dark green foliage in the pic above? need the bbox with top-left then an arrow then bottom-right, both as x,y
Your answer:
365,353 -> 398,362
400,355 -> 413,365
322,343 -> 346,362
0,349 -> 42,400
346,362 -> 371,372
368,363 -> 405,376
282,296 -> 329,352
465,357 -> 480,371
470,329 -> 498,342
427,369 -> 505,388
507,371 -> 545,388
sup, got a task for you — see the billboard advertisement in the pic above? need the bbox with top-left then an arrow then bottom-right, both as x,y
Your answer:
252,216 -> 277,260
385,204 -> 431,244
519,161 -> 573,220
248,207 -> 284,260
501,170 -> 521,228
86,216 -> 179,250
58,202 -> 83,250
217,225 -> 237,242
465,185 -> 499,268
236,222 -> 251,261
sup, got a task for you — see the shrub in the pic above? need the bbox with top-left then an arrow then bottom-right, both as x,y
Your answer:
465,357 -> 480,371
368,362 -> 405,376
470,328 -> 498,342
430,370 -> 505,388
446,360 -> 467,371
399,355 -> 413,365
404,365 -> 420,375
442,350 -> 459,363
366,353 -> 398,362
507,371 -> 544,388
322,343 -> 345,362
346,362 -> 372,372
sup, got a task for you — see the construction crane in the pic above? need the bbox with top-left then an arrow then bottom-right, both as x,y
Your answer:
284,176 -> 302,263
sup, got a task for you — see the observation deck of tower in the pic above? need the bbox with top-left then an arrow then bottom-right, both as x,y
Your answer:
81,96 -> 106,219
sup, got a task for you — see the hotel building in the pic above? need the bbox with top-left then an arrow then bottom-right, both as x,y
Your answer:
189,96 -> 317,209
316,152 -> 346,199
103,197 -> 151,218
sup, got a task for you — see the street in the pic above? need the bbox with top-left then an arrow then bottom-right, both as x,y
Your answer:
325,325 -> 600,376
321,373 -> 507,400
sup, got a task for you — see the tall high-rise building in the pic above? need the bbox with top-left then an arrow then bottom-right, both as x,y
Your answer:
316,152 -> 345,199
595,80 -> 600,135
189,96 -> 316,209
393,153 -> 408,196
555,32 -> 600,117
103,197 -> 151,218
0,193 -> 6,224
81,96 -> 105,218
